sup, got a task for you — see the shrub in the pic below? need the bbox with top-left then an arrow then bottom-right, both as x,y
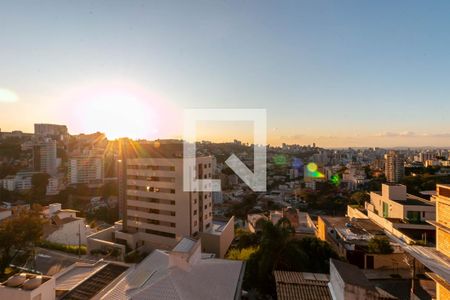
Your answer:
38,240 -> 87,255
368,237 -> 393,254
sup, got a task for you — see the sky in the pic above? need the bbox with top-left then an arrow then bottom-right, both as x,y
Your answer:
1,0 -> 450,147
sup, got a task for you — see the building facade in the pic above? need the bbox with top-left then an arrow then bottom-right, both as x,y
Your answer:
431,184 -> 450,299
68,154 -> 104,187
384,150 -> 405,183
32,139 -> 57,176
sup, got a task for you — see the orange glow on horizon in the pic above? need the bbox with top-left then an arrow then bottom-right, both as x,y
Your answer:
61,83 -> 182,140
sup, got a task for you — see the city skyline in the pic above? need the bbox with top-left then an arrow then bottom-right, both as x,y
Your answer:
2,1 -> 450,147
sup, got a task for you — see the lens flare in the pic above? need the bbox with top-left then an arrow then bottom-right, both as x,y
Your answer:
305,162 -> 325,178
330,174 -> 341,186
0,88 -> 19,103
292,157 -> 303,169
306,162 -> 318,172
273,154 -> 287,166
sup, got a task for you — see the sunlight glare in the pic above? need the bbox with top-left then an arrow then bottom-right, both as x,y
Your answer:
65,84 -> 174,140
0,88 -> 19,103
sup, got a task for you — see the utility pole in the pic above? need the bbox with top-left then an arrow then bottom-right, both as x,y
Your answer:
78,223 -> 81,258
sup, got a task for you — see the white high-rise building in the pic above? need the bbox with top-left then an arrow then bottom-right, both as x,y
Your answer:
88,140 -> 234,258
113,140 -> 214,250
123,155 -> 214,249
68,154 -> 104,187
33,139 -> 57,176
384,150 -> 404,183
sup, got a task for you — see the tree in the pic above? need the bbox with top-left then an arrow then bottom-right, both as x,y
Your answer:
227,247 -> 259,261
350,191 -> 370,207
368,236 -> 393,254
244,218 -> 338,296
100,182 -> 118,197
31,173 -> 50,203
0,206 -> 45,273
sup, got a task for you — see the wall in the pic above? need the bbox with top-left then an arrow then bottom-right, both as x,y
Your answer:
329,261 -> 345,300
437,282 -> 450,300
366,210 -> 416,244
0,209 -> 12,221
368,253 -> 408,269
46,219 -> 87,245
200,217 -> 235,258
436,228 -> 450,256
317,217 -> 327,241
0,276 -> 55,300
346,206 -> 369,219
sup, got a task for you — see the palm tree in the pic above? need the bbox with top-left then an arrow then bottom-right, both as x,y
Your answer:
244,218 -> 338,296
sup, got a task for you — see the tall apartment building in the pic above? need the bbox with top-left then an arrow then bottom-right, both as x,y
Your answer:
34,123 -> 68,137
117,140 -> 214,250
419,151 -> 435,163
429,185 -> 450,299
68,154 -> 104,187
389,184 -> 450,300
384,150 -> 404,183
32,139 -> 57,176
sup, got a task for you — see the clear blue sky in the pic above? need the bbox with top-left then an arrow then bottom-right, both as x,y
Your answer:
1,0 -> 450,147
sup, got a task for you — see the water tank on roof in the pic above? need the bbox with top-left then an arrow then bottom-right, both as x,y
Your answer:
49,203 -> 62,215
22,276 -> 42,290
5,273 -> 27,287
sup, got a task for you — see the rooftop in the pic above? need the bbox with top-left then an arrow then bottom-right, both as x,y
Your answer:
392,198 -> 433,206
100,238 -> 244,300
320,216 -> 385,242
331,259 -> 376,291
274,271 -> 331,300
60,263 -> 128,300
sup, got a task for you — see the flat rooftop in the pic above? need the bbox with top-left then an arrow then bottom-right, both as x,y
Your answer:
321,216 -> 385,237
392,198 -> 433,206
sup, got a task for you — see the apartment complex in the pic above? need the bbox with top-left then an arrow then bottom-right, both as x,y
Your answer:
365,184 -> 435,243
384,150 -> 404,183
89,139 -> 234,257
317,215 -> 408,270
32,138 -> 57,176
385,184 -> 450,300
34,123 -> 68,138
68,154 -> 104,187
369,184 -> 435,221
429,184 -> 450,299
124,154 -> 214,249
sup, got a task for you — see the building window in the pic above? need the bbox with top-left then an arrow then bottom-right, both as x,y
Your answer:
145,229 -> 175,238
382,202 -> 389,218
194,210 -> 197,215
406,211 -> 421,223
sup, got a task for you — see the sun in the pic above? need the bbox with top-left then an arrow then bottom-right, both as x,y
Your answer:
64,84 -> 178,140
